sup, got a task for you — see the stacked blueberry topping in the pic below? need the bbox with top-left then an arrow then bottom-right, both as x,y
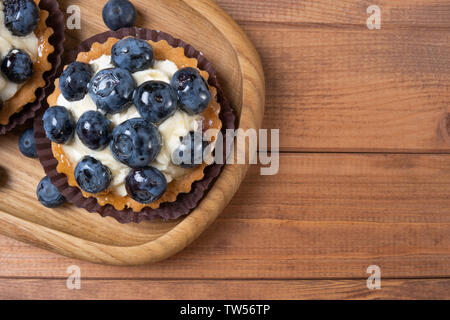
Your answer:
171,67 -> 212,115
89,67 -> 135,114
59,62 -> 93,101
110,118 -> 161,169
1,49 -> 33,83
4,0 -> 39,36
0,0 -> 40,84
75,156 -> 112,194
111,38 -> 154,72
43,106 -> 75,144
76,111 -> 111,150
43,37 -> 212,204
126,167 -> 167,204
134,81 -> 178,124
172,131 -> 209,168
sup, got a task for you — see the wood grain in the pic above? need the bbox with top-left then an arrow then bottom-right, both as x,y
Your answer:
60,0 -> 450,152
1,278 -> 449,300
3,0 -> 450,299
249,25 -> 450,152
1,153 -> 450,279
217,0 -> 450,26
0,0 -> 264,265
209,0 -> 450,152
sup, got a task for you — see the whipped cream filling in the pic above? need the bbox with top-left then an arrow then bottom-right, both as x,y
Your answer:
0,1 -> 39,101
58,54 -> 202,197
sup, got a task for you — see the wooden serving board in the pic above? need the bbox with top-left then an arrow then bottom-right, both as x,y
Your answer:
0,0 -> 264,265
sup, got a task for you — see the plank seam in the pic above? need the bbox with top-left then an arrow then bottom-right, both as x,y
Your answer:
1,276 -> 450,281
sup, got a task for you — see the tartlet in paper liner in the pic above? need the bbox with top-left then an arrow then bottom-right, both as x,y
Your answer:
0,0 -> 64,132
35,28 -> 235,223
49,38 -> 222,211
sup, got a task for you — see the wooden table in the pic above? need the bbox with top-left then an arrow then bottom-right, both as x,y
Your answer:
1,0 -> 450,299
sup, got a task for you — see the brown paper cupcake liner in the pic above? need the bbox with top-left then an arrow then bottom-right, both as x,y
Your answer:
35,27 -> 236,223
0,0 -> 65,135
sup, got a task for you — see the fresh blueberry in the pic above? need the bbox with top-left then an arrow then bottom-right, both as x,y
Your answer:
74,156 -> 112,194
172,131 -> 207,168
43,106 -> 75,144
133,81 -> 178,124
170,67 -> 212,115
111,38 -> 154,73
110,118 -> 161,168
76,111 -> 111,150
3,0 -> 39,36
36,176 -> 66,208
102,0 -> 137,31
59,62 -> 93,102
125,166 -> 167,204
1,49 -> 33,83
89,67 -> 135,114
18,127 -> 37,158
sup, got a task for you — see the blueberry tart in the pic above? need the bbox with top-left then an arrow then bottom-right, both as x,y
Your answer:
0,0 -> 58,127
42,33 -> 225,217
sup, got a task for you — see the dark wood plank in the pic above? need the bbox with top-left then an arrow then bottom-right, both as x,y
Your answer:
55,0 -> 450,152
1,278 -> 449,299
2,0 -> 449,300
243,24 -> 450,152
1,153 -> 450,279
217,0 -> 450,152
216,0 -> 450,27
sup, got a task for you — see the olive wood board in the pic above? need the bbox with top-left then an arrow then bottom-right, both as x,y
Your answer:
0,0 -> 265,265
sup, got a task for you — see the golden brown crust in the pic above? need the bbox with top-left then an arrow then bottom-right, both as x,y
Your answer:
0,0 -> 55,125
48,37 -> 222,211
